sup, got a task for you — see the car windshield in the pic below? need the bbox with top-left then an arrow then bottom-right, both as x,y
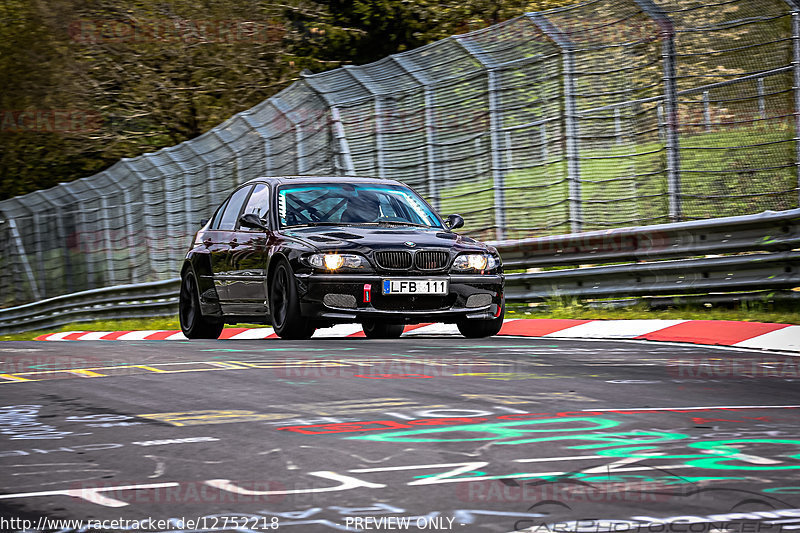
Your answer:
277,183 -> 443,229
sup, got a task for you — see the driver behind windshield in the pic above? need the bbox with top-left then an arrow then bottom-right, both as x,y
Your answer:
340,193 -> 381,223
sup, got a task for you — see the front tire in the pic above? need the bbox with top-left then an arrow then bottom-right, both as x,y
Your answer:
179,271 -> 224,339
457,296 -> 504,338
269,259 -> 315,339
362,321 -> 404,339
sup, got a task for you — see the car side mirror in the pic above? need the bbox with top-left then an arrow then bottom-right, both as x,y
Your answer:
445,214 -> 464,230
239,213 -> 267,231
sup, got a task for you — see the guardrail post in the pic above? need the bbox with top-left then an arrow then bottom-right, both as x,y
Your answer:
454,35 -> 507,239
635,0 -> 682,222
528,13 -> 582,233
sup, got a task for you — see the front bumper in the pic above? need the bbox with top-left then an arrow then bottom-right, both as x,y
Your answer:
295,273 -> 503,324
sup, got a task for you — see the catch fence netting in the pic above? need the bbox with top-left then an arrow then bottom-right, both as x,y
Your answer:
1,0 -> 799,306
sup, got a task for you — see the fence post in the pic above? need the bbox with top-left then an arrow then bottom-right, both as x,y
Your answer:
634,0 -> 682,222
454,35 -> 507,239
343,67 -> 385,178
165,150 -> 195,248
614,108 -> 623,144
703,91 -> 711,132
271,98 -> 304,174
6,217 -> 40,301
528,13 -> 582,233
793,10 -> 800,205
83,182 -> 116,286
38,190 -> 72,294
103,175 -> 142,283
302,76 -> 357,175
120,161 -> 157,280
330,107 -> 356,174
31,212 -> 46,295
391,56 -> 441,210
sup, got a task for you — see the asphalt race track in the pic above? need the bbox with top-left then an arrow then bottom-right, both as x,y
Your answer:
0,335 -> 799,533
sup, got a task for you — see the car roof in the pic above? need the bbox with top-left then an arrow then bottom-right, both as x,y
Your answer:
243,175 -> 405,187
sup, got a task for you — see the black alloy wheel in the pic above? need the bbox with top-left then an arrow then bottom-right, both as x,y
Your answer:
179,271 -> 224,339
269,259 -> 316,339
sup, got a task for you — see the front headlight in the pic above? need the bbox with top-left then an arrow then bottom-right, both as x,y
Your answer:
308,253 -> 371,271
451,253 -> 499,273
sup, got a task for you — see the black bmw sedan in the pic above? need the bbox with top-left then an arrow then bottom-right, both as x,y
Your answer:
179,176 -> 504,340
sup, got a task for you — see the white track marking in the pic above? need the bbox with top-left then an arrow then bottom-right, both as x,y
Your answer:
734,325 -> 800,352
44,332 -> 83,341
115,330 -> 164,341
227,328 -> 274,340
544,320 -> 688,338
313,324 -> 364,337
80,331 -> 113,340
402,323 -> 461,336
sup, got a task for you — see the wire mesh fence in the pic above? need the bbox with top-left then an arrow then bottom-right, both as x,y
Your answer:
1,0 -> 799,307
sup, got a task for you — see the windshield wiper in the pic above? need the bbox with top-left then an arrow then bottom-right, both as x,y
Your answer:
287,222 -> 352,227
372,221 -> 433,228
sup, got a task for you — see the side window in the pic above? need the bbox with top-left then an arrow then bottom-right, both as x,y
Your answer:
218,186 -> 253,230
209,199 -> 229,230
242,184 -> 270,223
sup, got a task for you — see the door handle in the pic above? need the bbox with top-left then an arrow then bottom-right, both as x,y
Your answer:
202,238 -> 212,247
229,239 -> 239,247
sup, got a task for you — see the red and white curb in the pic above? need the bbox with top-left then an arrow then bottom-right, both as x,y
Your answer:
34,319 -> 800,353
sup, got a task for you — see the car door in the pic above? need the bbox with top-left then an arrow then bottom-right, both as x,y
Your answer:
211,184 -> 253,303
225,183 -> 272,314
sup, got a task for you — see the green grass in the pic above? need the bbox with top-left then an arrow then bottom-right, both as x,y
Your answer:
440,123 -> 797,239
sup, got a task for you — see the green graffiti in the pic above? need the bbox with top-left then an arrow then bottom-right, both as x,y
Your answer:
598,445 -> 707,460
596,438 -> 800,470
498,430 -> 686,448
764,486 -> 800,494
573,474 -> 746,485
414,470 -> 488,480
348,417 -> 620,443
685,439 -> 800,470
348,415 -> 800,472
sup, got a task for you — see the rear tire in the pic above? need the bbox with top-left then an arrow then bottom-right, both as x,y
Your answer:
269,259 -> 315,339
457,296 -> 504,338
179,271 -> 224,339
362,321 -> 404,339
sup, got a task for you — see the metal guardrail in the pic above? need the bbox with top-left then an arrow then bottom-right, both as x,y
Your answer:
0,279 -> 179,335
0,209 -> 798,335
497,209 -> 800,303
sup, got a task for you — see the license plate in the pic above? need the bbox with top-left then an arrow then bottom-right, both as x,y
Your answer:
382,279 -> 448,295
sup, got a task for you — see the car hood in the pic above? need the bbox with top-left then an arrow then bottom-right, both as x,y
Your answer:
280,225 -> 493,253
